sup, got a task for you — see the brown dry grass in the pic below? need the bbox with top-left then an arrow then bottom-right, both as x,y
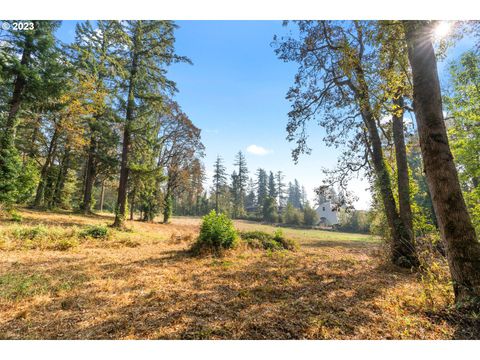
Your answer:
0,209 -> 478,339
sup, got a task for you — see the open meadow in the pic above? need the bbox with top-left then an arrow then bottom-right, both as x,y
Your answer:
1,209 -> 478,340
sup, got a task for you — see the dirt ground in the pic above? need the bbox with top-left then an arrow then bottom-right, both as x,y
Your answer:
0,209 -> 478,339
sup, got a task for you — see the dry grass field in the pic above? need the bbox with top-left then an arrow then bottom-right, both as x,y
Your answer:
0,209 -> 479,339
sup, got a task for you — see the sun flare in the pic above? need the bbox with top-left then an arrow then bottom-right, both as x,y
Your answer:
433,21 -> 452,39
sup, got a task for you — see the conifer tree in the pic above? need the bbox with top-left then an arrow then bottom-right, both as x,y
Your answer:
112,20 -> 190,228
212,155 -> 227,213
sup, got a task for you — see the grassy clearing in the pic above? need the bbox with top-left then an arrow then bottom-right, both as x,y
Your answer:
0,209 -> 478,339
173,216 -> 377,244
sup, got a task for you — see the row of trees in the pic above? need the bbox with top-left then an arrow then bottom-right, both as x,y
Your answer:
174,151 -> 321,225
0,20 -> 204,226
274,20 -> 480,305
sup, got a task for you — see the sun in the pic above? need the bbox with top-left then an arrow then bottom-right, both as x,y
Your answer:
433,21 -> 452,40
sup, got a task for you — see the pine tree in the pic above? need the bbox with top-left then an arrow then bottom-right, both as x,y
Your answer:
275,171 -> 286,208
268,171 -> 277,200
0,21 -> 60,206
255,168 -> 268,214
212,155 -> 227,213
71,20 -> 122,214
233,151 -> 248,216
112,21 -> 190,228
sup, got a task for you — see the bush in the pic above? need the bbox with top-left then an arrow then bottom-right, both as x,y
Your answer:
283,203 -> 304,226
303,205 -> 319,226
13,225 -> 48,240
239,229 -> 297,251
3,225 -> 79,251
262,197 -> 278,223
9,211 -> 23,222
80,225 -> 110,239
192,210 -> 238,254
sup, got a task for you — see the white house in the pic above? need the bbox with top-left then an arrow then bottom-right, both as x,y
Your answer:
315,201 -> 338,226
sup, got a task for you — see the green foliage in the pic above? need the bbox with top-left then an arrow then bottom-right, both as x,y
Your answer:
79,225 -> 110,239
337,209 -> 370,233
303,204 -> 319,226
445,50 -> 480,234
1,224 -> 80,251
13,225 -> 48,240
193,210 -> 238,253
239,229 -> 298,251
15,159 -> 40,204
283,202 -> 304,226
262,196 -> 278,223
163,194 -> 173,223
10,212 -> 23,222
0,146 -> 21,206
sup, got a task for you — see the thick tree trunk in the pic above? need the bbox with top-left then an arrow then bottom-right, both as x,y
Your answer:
392,97 -> 415,243
112,28 -> 140,228
404,20 -> 480,304
354,68 -> 418,267
81,137 -> 97,214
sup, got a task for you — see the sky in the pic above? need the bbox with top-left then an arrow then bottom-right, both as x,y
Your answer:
55,20 -> 475,210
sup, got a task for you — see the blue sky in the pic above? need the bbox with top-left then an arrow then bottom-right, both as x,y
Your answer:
55,21 -> 474,210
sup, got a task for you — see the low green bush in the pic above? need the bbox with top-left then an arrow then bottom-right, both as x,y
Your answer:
239,229 -> 297,251
79,225 -> 110,239
10,211 -> 23,222
192,210 -> 238,255
13,225 -> 48,240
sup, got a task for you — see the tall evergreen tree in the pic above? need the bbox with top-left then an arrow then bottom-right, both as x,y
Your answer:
255,168 -> 268,213
71,20 -> 122,214
112,20 -> 190,228
276,170 -> 286,208
233,150 -> 248,216
212,155 -> 227,213
0,21 -> 60,206
268,171 -> 277,200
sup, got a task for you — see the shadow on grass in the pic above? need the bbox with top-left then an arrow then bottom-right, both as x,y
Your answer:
0,250 -> 407,339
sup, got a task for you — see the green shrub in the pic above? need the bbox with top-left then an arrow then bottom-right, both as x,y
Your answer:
303,205 -> 319,226
79,225 -> 110,239
193,210 -> 238,254
13,225 -> 48,240
239,229 -> 297,251
283,203 -> 304,226
10,211 -> 23,222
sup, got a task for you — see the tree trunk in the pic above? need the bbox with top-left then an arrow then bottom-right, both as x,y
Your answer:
392,96 -> 415,245
129,186 -> 136,221
404,20 -> 480,304
28,117 -> 41,158
112,28 -> 140,228
1,32 -> 33,150
33,125 -> 59,207
52,146 -> 71,208
81,137 -> 97,214
354,68 -> 418,267
163,191 -> 173,224
100,179 -> 105,212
